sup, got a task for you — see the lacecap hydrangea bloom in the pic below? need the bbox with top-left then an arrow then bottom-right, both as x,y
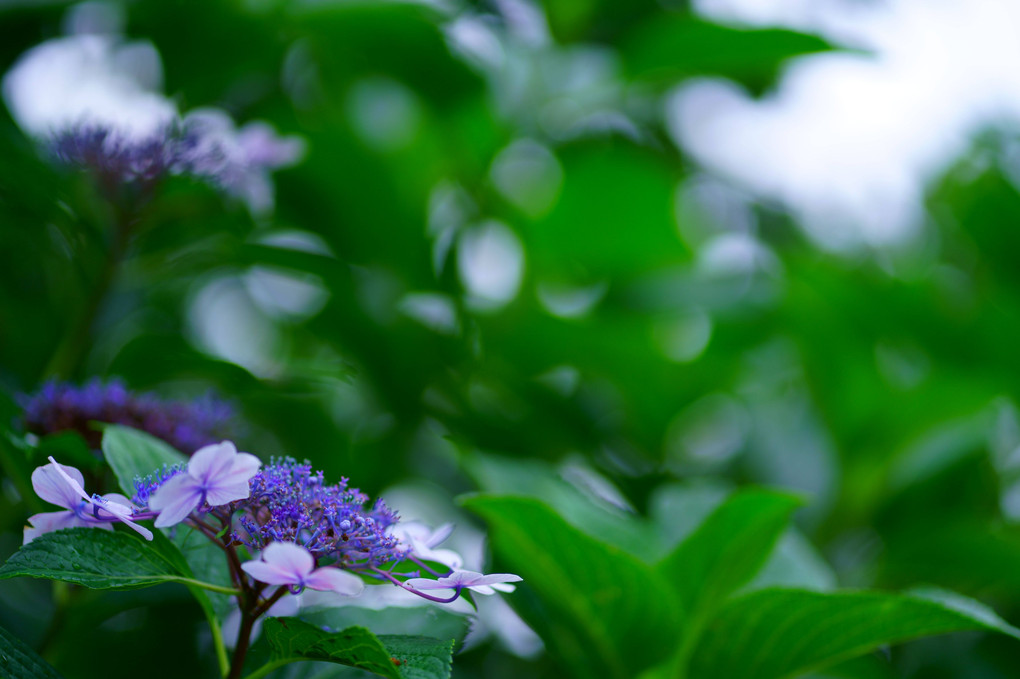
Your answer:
20,378 -> 235,453
28,440 -> 520,605
2,29 -> 303,212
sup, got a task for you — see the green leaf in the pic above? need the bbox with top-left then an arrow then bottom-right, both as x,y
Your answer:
101,424 -> 187,496
299,600 -> 469,648
378,634 -> 454,679
461,494 -> 681,679
464,451 -> 664,560
256,617 -> 453,679
34,431 -> 102,471
0,527 -> 233,593
658,489 -> 801,620
622,18 -> 836,85
0,623 -> 64,679
689,588 -> 1020,679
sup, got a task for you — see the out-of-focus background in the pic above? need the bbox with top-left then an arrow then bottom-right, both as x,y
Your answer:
4,0 -> 1020,677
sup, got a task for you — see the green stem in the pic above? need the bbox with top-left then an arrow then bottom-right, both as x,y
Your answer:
242,658 -> 298,679
197,588 -> 231,678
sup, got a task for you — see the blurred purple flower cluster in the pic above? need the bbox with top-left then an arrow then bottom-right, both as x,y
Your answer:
20,378 -> 235,453
2,34 -> 303,213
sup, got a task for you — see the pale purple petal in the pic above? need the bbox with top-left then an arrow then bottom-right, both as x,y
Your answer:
187,441 -> 238,482
101,493 -> 136,509
23,510 -> 105,544
241,560 -> 300,587
204,451 -> 261,505
406,570 -> 522,594
425,523 -> 455,549
150,474 -> 203,527
464,573 -> 523,587
262,542 -> 315,577
419,547 -> 463,570
203,480 -> 251,507
33,459 -> 88,508
404,577 -> 455,591
92,496 -> 153,540
303,567 -> 364,596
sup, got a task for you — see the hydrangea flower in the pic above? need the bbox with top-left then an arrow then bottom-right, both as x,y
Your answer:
2,32 -> 302,212
231,457 -> 406,568
20,378 -> 235,453
241,542 -> 364,596
406,570 -> 522,595
391,521 -> 463,569
149,441 -> 261,527
25,457 -> 153,543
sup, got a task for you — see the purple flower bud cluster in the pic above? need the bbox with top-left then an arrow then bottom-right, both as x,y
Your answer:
47,117 -> 302,212
231,458 -> 407,569
20,378 -> 236,453
49,123 -> 202,189
131,463 -> 186,506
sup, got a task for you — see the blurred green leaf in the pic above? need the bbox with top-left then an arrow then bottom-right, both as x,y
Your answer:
622,18 -> 836,85
461,494 -> 681,679
689,588 -> 1020,679
658,489 -> 802,622
526,141 -> 687,278
257,618 -> 453,679
464,451 -> 664,560
101,424 -> 187,497
298,603 -> 468,648
33,431 -> 101,471
0,622 -> 64,679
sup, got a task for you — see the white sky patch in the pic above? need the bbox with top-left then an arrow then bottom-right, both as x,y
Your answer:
669,0 -> 1020,251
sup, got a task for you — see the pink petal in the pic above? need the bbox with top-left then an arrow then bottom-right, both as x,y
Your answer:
241,560 -> 300,587
150,474 -> 203,528
262,542 -> 315,577
304,567 -> 364,596
32,460 -> 86,508
187,441 -> 238,483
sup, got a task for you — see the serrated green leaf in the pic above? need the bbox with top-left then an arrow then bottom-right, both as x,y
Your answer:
0,623 -> 64,678
461,494 -> 681,679
377,635 -> 454,679
689,588 -> 1020,679
101,424 -> 187,497
256,617 -> 453,679
658,489 -> 801,620
0,527 -> 234,593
